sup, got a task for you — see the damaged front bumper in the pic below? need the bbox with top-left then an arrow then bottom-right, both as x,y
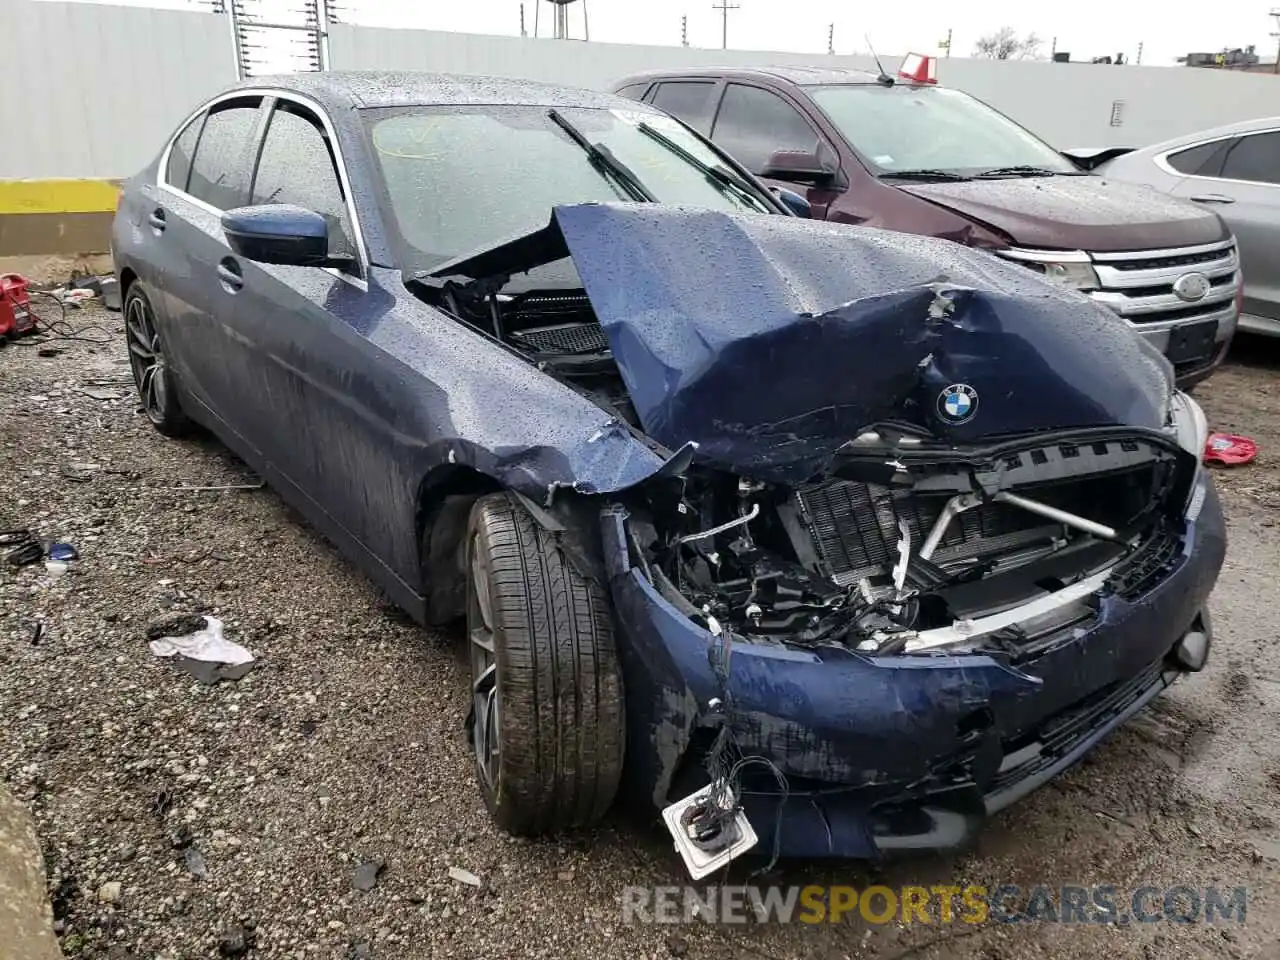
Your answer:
601,476 -> 1226,859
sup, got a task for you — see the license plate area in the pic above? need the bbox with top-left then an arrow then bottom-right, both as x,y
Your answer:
1166,319 -> 1218,365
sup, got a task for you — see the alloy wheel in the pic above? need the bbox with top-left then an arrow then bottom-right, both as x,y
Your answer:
468,535 -> 501,791
124,295 -> 169,424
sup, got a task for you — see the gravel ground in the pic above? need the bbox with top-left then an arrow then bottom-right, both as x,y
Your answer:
1,304 -> 1278,960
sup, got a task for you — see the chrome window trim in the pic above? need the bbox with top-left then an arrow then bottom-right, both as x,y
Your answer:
1153,126 -> 1280,187
157,87 -> 370,291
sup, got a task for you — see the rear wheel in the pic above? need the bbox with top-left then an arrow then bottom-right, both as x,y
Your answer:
465,493 -> 625,835
124,282 -> 191,437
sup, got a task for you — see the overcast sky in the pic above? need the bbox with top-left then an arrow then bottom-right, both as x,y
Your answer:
63,0 -> 1280,67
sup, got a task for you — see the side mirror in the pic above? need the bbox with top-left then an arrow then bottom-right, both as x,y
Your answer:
770,185 -> 812,218
221,204 -> 349,268
759,148 -> 835,186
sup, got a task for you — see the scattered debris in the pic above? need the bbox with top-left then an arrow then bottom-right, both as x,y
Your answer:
146,614 -> 207,641
349,943 -> 373,960
151,789 -> 174,818
37,346 -> 63,357
81,385 -> 125,401
1205,432 -> 1258,466
218,924 -> 254,957
97,880 -> 123,903
174,480 -> 265,492
147,615 -> 255,685
59,462 -> 97,482
6,539 -> 42,567
353,858 -> 385,892
44,559 -> 69,579
183,846 -> 208,879
48,542 -> 79,562
447,865 -> 482,888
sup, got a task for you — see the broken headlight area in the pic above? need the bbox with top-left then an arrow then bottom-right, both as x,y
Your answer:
630,430 -> 1196,658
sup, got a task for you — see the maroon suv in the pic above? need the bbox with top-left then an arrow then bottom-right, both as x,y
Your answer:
613,66 -> 1241,387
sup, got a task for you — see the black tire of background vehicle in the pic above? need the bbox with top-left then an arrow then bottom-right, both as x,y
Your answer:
123,282 -> 193,438
465,492 -> 625,835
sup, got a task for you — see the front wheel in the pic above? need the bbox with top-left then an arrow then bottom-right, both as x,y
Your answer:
465,493 -> 625,835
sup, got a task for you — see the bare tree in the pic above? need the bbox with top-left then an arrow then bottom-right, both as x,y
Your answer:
973,27 -> 1044,60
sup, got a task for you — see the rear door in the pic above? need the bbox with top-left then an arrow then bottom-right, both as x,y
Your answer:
1170,130 -> 1280,327
705,82 -> 843,218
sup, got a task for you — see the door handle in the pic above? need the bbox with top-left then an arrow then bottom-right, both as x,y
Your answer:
216,257 -> 244,293
1190,193 -> 1236,204
147,208 -> 167,232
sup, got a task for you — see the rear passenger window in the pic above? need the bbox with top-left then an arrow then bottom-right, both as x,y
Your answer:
1220,132 -> 1280,185
614,83 -> 649,101
165,114 -> 204,193
1166,140 -> 1231,177
651,81 -> 716,128
186,98 -> 262,210
711,84 -> 819,174
251,102 -> 353,255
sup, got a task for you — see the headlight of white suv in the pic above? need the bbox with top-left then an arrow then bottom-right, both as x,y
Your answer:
1170,390 -> 1209,519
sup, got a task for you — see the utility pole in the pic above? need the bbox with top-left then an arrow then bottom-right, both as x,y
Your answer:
1271,8 -> 1280,73
1135,41 -> 1143,64
828,23 -> 834,54
939,27 -> 952,57
712,0 -> 739,50
1050,36 -> 1057,59
520,2 -> 526,36
681,14 -> 688,46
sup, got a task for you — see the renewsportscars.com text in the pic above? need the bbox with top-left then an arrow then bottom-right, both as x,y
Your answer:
621,884 -> 1248,926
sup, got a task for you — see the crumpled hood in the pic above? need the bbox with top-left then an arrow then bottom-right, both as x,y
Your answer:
550,203 -> 1171,483
895,174 -> 1229,252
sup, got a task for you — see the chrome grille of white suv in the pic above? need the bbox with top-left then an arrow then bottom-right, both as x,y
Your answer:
1087,240 -> 1239,327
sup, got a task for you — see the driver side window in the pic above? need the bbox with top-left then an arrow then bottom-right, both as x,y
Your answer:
250,101 -> 356,265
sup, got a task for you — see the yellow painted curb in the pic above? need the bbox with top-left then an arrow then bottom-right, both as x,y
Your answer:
0,180 -> 121,215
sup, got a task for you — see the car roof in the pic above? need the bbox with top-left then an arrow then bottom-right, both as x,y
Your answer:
231,70 -> 655,113
1138,115 -> 1280,153
614,65 -> 884,88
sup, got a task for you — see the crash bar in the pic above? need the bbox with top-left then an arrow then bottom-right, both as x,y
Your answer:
993,491 -> 1118,541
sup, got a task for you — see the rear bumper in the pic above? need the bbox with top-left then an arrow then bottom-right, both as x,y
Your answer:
605,477 -> 1226,859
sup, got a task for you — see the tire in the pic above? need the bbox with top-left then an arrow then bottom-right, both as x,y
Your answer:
123,282 -> 192,437
465,492 -> 625,835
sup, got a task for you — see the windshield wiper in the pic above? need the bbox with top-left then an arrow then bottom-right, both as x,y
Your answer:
879,169 -> 972,182
635,122 -> 770,212
547,109 -> 655,202
973,165 -> 1061,179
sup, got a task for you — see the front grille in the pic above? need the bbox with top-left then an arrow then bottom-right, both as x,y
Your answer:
1111,521 -> 1183,599
1086,240 -> 1240,327
795,463 -> 1159,586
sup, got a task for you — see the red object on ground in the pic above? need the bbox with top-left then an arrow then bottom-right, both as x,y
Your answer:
1204,433 -> 1258,466
0,273 -> 35,338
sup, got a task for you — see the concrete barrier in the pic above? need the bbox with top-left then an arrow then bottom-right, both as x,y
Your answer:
0,784 -> 63,960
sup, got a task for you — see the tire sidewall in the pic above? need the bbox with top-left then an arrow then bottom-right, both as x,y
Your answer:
124,282 -> 189,436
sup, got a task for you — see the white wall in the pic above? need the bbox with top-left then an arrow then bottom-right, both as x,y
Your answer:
329,24 -> 1280,150
0,0 -> 237,179
5,4 -> 1280,181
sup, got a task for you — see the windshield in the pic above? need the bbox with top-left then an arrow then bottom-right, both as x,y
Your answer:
807,85 -> 1079,178
365,104 -> 775,269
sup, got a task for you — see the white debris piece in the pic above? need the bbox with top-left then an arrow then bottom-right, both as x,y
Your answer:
148,616 -> 254,666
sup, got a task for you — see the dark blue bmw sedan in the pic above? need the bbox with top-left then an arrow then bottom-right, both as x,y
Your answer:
113,72 -> 1225,867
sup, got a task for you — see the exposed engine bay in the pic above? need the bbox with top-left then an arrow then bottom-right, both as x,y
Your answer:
418,269 -> 1195,658
621,427 -> 1189,655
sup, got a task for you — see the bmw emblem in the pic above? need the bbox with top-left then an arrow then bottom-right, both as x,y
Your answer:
937,383 -> 979,425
